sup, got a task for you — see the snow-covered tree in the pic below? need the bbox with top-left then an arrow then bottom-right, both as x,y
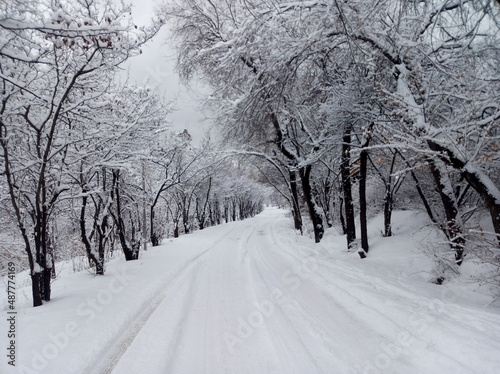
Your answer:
337,0 -> 500,258
164,0 -> 500,268
163,0 -> 341,243
0,0 -> 163,306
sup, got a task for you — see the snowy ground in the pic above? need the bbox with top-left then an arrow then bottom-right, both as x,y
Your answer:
1,207 -> 500,374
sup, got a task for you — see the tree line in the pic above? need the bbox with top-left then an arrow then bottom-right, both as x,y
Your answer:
0,0 -> 266,307
164,0 -> 500,283
2,0 -> 500,307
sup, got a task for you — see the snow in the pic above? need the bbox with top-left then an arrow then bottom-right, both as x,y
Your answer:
394,63 -> 428,132
1,208 -> 500,374
464,163 -> 500,205
32,262 -> 43,274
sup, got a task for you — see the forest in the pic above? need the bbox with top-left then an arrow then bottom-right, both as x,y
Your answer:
1,0 -> 499,308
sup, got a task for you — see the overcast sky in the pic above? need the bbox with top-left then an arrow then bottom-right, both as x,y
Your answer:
125,0 -> 212,144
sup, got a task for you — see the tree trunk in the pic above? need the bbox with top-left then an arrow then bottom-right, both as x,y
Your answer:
97,203 -> 110,274
339,195 -> 347,235
299,165 -> 324,243
208,202 -> 215,227
80,192 -> 105,275
359,147 -> 369,257
289,170 -> 303,233
427,158 -> 465,265
112,170 -> 139,261
223,199 -> 229,223
358,124 -> 373,257
381,151 -> 399,238
402,155 -> 439,227
231,199 -> 237,221
214,200 -> 221,225
42,266 -> 52,302
31,272 -> 43,307
427,140 -> 500,247
183,218 -> 190,234
150,206 -> 161,246
383,183 -> 393,238
320,175 -> 333,228
341,125 -> 356,249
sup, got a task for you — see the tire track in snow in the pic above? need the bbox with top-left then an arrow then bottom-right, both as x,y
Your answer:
160,218 -> 302,374
235,223 -> 296,372
90,225 -> 242,374
242,219 -> 330,373
161,251 -> 222,374
248,212 -> 414,372
90,208 -> 496,374
267,213 -> 480,372
158,222 -> 262,373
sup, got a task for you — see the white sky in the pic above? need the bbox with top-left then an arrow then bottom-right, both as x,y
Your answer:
125,0 -> 212,144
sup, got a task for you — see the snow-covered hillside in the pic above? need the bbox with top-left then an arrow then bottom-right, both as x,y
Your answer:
2,208 -> 499,374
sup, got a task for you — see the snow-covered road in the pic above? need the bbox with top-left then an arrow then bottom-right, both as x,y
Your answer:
105,208 -> 384,374
3,208 -> 500,374
101,208 -> 499,374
